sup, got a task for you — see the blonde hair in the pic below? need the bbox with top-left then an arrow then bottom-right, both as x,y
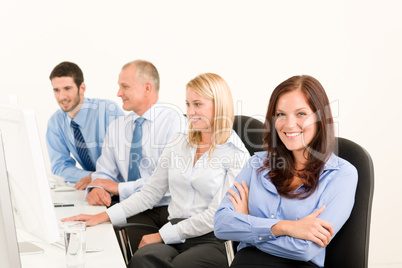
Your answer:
186,73 -> 234,155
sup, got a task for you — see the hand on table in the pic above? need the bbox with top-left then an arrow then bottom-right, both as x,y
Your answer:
75,173 -> 93,190
61,211 -> 110,227
87,187 -> 112,206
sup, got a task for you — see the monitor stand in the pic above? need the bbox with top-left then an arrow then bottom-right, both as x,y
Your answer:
19,242 -> 44,255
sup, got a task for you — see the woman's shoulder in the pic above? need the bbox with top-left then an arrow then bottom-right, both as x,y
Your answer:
322,154 -> 358,186
325,154 -> 357,174
166,132 -> 188,147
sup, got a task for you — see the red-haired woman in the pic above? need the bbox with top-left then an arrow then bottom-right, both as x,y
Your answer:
214,75 -> 358,268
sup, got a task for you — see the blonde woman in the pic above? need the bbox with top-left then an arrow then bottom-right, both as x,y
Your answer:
63,73 -> 250,268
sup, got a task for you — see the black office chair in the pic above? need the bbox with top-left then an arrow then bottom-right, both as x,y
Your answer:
232,115 -> 264,155
324,137 -> 374,268
114,115 -> 264,265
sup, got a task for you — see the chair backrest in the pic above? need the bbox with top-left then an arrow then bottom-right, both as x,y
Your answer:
325,137 -> 374,268
232,115 -> 264,155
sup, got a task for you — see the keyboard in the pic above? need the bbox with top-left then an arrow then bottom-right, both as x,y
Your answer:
52,240 -> 103,253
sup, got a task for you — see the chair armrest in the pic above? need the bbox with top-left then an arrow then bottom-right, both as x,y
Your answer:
114,223 -> 159,233
113,223 -> 159,265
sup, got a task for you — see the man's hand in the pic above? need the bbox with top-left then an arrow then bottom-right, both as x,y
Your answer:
86,187 -> 112,206
89,179 -> 119,195
227,181 -> 249,215
61,212 -> 110,227
75,173 -> 93,190
138,233 -> 163,249
271,206 -> 334,247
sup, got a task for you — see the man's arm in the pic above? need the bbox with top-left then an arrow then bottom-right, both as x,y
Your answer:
46,118 -> 91,183
85,117 -> 121,204
75,173 -> 93,190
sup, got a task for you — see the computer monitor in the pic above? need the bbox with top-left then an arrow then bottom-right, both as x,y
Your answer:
0,131 -> 22,267
0,104 -> 59,247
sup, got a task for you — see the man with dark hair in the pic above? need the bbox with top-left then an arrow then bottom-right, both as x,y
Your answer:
46,61 -> 125,188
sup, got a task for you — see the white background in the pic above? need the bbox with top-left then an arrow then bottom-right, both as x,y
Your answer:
0,1 -> 401,267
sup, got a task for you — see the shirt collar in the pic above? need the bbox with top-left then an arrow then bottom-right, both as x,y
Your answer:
321,153 -> 340,172
258,151 -> 341,180
183,130 -> 250,155
215,131 -> 250,154
131,100 -> 163,123
67,97 -> 89,127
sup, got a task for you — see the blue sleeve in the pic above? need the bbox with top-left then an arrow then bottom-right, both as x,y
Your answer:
105,100 -> 125,127
258,164 -> 357,262
46,116 -> 91,182
215,158 -> 358,263
214,156 -> 280,242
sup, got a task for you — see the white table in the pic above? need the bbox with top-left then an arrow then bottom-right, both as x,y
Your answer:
20,190 -> 126,268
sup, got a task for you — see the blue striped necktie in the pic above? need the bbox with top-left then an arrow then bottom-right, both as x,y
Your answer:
128,117 -> 146,181
70,120 -> 95,171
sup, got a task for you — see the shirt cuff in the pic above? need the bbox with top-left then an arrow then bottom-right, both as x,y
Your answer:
159,222 -> 185,244
106,204 -> 127,225
249,216 -> 280,244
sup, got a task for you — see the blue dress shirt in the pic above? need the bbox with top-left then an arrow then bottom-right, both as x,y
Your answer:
46,98 -> 125,182
214,152 -> 358,268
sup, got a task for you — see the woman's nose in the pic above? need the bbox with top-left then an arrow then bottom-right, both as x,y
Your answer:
285,116 -> 297,128
187,107 -> 195,115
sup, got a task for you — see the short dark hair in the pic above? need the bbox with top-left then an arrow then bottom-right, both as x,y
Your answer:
49,61 -> 84,89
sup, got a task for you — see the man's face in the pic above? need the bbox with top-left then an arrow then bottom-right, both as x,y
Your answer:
117,66 -> 147,114
51,76 -> 84,113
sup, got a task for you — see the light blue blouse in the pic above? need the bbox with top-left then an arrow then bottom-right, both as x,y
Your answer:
214,151 -> 358,267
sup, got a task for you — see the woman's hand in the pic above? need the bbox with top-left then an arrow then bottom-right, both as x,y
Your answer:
61,212 -> 110,227
271,206 -> 334,247
138,233 -> 163,249
227,181 -> 249,215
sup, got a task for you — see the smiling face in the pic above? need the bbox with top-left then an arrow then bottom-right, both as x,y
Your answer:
52,76 -> 85,116
275,89 -> 317,159
186,87 -> 215,132
117,65 -> 148,114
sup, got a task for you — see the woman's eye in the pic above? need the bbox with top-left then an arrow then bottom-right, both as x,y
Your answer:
276,113 -> 285,117
185,103 -> 189,107
298,112 -> 307,116
195,103 -> 200,107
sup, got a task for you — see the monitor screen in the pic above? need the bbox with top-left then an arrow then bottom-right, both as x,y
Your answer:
0,104 -> 59,245
0,131 -> 22,267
